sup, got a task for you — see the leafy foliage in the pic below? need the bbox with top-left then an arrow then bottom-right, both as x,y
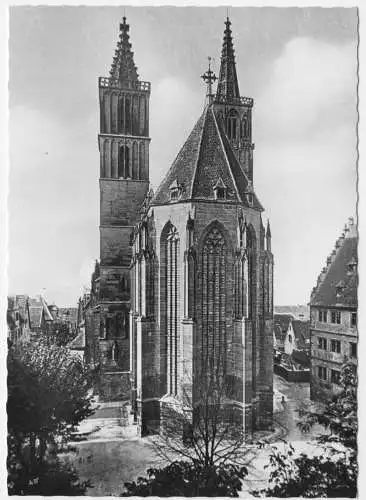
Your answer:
253,362 -> 358,498
122,460 -> 248,497
7,339 -> 94,494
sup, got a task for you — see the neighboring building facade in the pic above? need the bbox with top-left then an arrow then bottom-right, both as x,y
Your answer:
310,217 -> 358,401
7,295 -> 31,345
273,313 -> 294,352
129,17 -> 274,437
283,318 -> 310,356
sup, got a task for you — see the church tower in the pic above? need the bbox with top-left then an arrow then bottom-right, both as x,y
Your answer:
96,17 -> 150,398
130,17 -> 273,436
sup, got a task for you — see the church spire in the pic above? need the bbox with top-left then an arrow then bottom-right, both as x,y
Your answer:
216,17 -> 240,103
109,16 -> 139,86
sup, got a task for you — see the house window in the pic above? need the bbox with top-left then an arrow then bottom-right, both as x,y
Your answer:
318,366 -> 327,380
318,337 -> 327,350
350,342 -> 357,358
319,310 -> 328,322
331,339 -> 341,353
331,369 -> 341,385
331,311 -> 341,324
351,312 -> 357,327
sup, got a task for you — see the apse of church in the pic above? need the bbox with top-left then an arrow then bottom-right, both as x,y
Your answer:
130,17 -> 274,436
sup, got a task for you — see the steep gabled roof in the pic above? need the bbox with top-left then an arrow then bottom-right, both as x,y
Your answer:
311,230 -> 358,309
292,319 -> 310,347
274,313 -> 294,335
152,105 -> 263,209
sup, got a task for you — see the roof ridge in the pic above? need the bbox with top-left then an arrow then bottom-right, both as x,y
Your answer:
190,105 -> 210,198
212,108 -> 242,203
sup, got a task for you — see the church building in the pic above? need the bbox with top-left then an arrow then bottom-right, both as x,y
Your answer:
87,15 -> 274,436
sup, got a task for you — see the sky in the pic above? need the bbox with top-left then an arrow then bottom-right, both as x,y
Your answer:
8,6 -> 358,307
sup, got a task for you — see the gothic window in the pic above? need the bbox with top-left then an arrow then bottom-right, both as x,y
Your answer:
124,310 -> 129,339
139,97 -> 146,135
201,225 -> 227,374
184,251 -> 196,319
104,140 -> 110,177
263,258 -> 270,314
104,93 -> 111,133
125,146 -> 131,178
246,225 -> 257,319
132,142 -> 138,179
111,342 -> 119,362
111,93 -> 118,134
241,115 -> 248,139
118,145 -> 125,178
139,142 -> 145,180
161,223 -> 180,396
132,94 -> 139,135
226,109 -> 239,141
125,96 -> 131,134
119,96 -> 124,133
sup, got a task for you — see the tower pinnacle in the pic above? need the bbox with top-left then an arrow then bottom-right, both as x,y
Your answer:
216,17 -> 240,103
109,16 -> 139,86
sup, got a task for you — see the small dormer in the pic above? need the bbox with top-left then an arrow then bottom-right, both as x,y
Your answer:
213,177 -> 227,200
335,280 -> 345,297
169,180 -> 182,202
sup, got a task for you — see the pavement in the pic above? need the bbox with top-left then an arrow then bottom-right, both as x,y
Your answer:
68,375 -> 325,496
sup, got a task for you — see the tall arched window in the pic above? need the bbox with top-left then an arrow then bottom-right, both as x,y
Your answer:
119,96 -> 124,133
139,142 -> 145,180
226,109 -> 239,141
125,96 -> 131,134
111,93 -> 118,134
161,223 -> 180,396
201,225 -> 227,375
118,145 -> 125,178
246,225 -> 257,319
139,97 -> 146,135
125,146 -> 131,178
132,142 -> 138,179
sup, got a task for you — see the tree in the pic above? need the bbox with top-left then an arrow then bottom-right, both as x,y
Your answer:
253,362 -> 357,498
44,319 -> 77,347
7,339 -> 95,494
124,355 -> 250,496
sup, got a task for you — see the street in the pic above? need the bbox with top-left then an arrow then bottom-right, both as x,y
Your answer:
65,374 -> 326,496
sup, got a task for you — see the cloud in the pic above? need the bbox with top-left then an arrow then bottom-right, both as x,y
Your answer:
255,37 -> 357,141
254,37 -> 357,304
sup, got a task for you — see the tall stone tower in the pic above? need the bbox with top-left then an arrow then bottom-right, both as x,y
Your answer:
96,17 -> 150,399
130,17 -> 274,436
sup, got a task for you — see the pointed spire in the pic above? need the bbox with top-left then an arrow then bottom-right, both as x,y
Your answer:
266,220 -> 271,238
266,220 -> 272,252
216,17 -> 240,103
110,16 -> 139,86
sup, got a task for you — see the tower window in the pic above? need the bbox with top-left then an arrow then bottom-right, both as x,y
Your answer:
351,312 -> 357,327
247,193 -> 253,206
226,109 -> 239,141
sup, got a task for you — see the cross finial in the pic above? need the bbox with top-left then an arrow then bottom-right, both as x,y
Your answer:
201,56 -> 217,104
